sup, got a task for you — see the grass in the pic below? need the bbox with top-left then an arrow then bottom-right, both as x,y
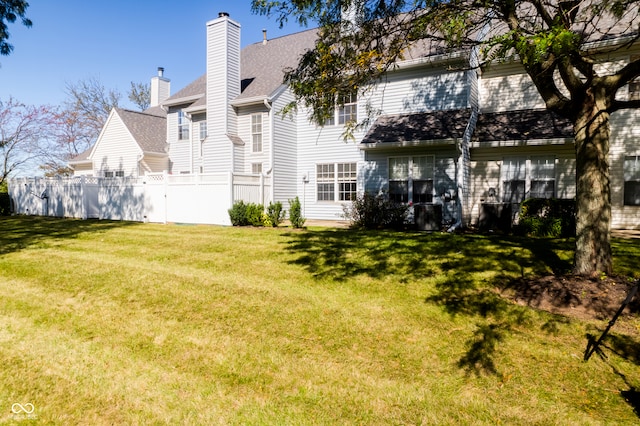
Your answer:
0,216 -> 638,424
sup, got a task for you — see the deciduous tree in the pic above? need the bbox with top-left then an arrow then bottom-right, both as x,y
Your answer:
252,0 -> 640,276
0,97 -> 52,186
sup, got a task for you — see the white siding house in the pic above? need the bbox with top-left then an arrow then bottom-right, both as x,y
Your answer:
61,10 -> 640,230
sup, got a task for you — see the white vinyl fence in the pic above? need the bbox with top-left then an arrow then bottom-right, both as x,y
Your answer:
8,172 -> 272,226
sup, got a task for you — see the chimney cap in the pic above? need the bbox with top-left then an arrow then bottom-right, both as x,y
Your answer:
218,12 -> 230,18
157,67 -> 164,77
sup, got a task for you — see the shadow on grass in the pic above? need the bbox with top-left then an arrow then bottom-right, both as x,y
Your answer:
596,343 -> 640,419
283,228 -> 580,376
0,216 -> 136,256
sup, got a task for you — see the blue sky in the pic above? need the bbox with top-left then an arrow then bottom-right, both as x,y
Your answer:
0,1 -> 308,109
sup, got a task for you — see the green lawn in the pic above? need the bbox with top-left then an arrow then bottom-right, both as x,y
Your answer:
0,216 -> 638,424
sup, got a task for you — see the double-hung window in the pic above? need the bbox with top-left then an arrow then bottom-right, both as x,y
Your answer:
501,156 -> 556,202
316,162 -> 358,201
624,155 -> 640,206
319,91 -> 358,126
529,157 -> 555,198
199,122 -> 207,140
251,114 -> 263,153
178,110 -> 189,141
337,163 -> 357,201
338,91 -> 358,125
389,156 -> 434,203
317,164 -> 335,201
502,158 -> 526,203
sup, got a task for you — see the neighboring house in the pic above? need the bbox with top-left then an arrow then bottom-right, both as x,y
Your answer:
67,11 -> 640,230
69,69 -> 171,178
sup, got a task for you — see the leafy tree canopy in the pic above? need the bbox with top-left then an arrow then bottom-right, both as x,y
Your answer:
252,0 -> 640,276
0,0 -> 31,56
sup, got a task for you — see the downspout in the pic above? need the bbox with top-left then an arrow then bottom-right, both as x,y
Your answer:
264,98 -> 274,204
448,19 -> 490,232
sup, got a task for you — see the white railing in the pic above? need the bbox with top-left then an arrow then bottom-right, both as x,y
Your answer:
7,172 -> 273,226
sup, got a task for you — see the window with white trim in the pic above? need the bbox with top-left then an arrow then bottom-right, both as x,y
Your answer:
319,91 -> 358,126
624,155 -> 640,206
338,91 -> 358,125
316,162 -> 357,202
337,162 -> 357,201
501,155 -> 555,203
389,156 -> 434,203
115,170 -> 125,178
178,110 -> 189,140
104,171 -> 114,178
251,114 -> 263,153
252,163 -> 263,174
530,157 -> 555,198
199,122 -> 207,140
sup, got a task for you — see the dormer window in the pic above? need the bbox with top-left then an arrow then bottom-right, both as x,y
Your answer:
178,110 -> 189,140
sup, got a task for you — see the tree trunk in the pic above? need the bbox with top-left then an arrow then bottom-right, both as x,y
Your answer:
573,98 -> 612,276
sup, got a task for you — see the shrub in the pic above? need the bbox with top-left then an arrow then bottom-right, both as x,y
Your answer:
246,203 -> 265,226
228,201 -> 265,226
265,201 -> 285,227
342,192 -> 409,229
0,192 -> 10,216
288,196 -> 306,228
515,198 -> 575,237
228,201 -> 249,226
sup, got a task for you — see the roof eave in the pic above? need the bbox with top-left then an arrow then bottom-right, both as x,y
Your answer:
360,138 -> 460,150
470,137 -> 574,148
162,94 -> 203,108
396,49 -> 470,70
230,95 -> 271,107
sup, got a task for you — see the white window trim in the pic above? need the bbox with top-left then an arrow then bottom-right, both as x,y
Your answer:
500,155 -> 556,202
178,110 -> 190,141
316,162 -> 358,202
388,155 -> 435,204
251,113 -> 263,153
319,91 -> 358,127
623,155 -> 640,206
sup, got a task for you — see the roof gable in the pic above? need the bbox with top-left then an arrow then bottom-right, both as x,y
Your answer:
115,108 -> 167,153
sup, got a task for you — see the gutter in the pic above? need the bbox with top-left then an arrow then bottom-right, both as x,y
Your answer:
162,94 -> 203,108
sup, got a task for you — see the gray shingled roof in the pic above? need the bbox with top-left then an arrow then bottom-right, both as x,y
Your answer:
361,108 -> 574,145
472,109 -> 573,142
361,109 -> 472,144
237,28 -> 318,101
165,74 -> 206,104
68,146 -> 92,163
116,108 -> 167,153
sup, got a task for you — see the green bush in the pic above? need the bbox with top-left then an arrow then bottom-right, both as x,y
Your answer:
228,201 -> 266,226
342,192 -> 409,229
246,203 -> 265,226
265,201 -> 285,227
0,192 -> 10,216
288,196 -> 306,228
515,198 -> 575,237
228,201 -> 249,226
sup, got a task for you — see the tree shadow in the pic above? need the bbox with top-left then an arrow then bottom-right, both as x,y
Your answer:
283,228 -> 565,376
593,341 -> 640,419
0,216 -> 136,256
